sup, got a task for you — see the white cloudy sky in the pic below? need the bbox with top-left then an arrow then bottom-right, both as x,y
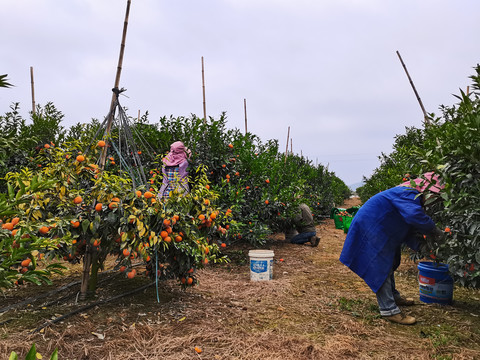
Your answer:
1,0 -> 479,185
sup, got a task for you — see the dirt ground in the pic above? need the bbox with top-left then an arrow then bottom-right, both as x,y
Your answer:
1,197 -> 480,359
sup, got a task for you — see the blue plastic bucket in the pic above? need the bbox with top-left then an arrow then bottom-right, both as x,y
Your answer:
418,261 -> 453,305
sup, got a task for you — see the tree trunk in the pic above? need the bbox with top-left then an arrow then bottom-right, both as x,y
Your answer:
80,251 -> 92,300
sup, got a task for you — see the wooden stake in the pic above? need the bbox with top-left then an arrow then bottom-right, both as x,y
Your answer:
290,138 -> 292,154
30,66 -> 36,114
100,0 -> 132,169
396,51 -> 430,125
202,56 -> 207,124
138,109 -> 140,122
467,86 -> 470,96
244,98 -> 248,134
285,126 -> 290,163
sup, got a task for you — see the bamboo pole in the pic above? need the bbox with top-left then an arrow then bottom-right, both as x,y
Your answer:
30,66 -> 36,114
284,126 -> 290,163
84,0 -> 131,301
290,138 -> 292,154
100,0 -> 132,169
396,51 -> 430,125
244,98 -> 248,134
202,56 -> 207,124
467,86 -> 470,96
138,109 -> 140,122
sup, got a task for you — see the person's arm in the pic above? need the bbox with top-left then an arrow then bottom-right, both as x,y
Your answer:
392,190 -> 436,234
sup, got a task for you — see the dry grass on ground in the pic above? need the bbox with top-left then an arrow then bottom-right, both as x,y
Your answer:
1,197 -> 480,359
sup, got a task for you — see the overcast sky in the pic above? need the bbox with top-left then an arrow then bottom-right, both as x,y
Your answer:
1,1 -> 479,185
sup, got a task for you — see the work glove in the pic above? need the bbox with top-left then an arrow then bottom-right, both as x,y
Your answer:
430,227 -> 446,243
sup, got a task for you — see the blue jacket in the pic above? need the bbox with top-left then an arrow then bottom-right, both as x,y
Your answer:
339,186 -> 435,293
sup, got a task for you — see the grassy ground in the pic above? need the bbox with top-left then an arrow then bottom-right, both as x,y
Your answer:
1,197 -> 480,359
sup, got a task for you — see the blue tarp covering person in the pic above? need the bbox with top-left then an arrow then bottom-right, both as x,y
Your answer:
339,172 -> 444,325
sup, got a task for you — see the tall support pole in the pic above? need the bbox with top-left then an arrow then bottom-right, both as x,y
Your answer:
82,0 -> 131,301
396,51 -> 430,125
202,56 -> 207,124
30,66 -> 36,114
100,0 -> 132,169
284,126 -> 290,164
290,138 -> 292,154
244,98 -> 248,134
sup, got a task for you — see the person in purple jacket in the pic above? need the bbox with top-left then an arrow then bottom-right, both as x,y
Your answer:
339,172 -> 444,325
158,141 -> 190,199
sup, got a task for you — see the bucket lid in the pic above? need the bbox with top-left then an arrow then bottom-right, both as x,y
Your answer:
248,249 -> 274,257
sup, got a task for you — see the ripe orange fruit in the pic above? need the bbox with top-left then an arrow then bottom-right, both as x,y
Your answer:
187,268 -> 194,274
164,236 -> 172,243
166,227 -> 172,234
123,248 -> 130,257
226,174 -> 230,179
76,155 -> 85,162
95,203 -> 103,212
109,202 -> 119,210
221,243 -> 227,248
444,227 -> 451,233
74,196 -> 83,204
11,229 -> 18,236
137,151 -> 142,155
204,199 -> 210,205
44,143 -> 50,149
265,200 -> 269,205
205,184 -> 210,190
136,190 -> 142,198
194,346 -> 202,354
119,266 -> 126,272
205,247 -> 210,255
175,235 -> 182,242
222,164 -> 226,168
204,258 -> 209,265
144,191 -> 153,199
187,277 -> 193,285
209,212 -> 217,220
21,258 -> 31,267
198,214 -> 205,221
163,219 -> 171,226
235,172 -> 240,176
93,239 -> 100,247
2,222 -> 13,231
97,140 -> 106,147
39,226 -> 50,235
265,179 -> 270,183
173,214 -> 180,221
11,217 -> 20,226
127,269 -> 136,279
160,231 -> 168,239
181,277 -> 186,284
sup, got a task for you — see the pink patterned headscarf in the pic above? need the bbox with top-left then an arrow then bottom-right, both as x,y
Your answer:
399,171 -> 444,193
162,141 -> 190,166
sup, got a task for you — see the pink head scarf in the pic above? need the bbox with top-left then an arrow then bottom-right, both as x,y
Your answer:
399,171 -> 444,193
163,141 -> 190,166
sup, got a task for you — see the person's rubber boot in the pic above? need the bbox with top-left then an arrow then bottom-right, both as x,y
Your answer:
384,313 -> 416,325
395,296 -> 415,306
310,236 -> 320,247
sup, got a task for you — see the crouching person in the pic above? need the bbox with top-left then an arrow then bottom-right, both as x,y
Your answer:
289,203 -> 320,247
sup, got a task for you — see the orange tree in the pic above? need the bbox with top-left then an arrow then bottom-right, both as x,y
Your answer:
0,173 -> 65,289
5,140 -> 228,296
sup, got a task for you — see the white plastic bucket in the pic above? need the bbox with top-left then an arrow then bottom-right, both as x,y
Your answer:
248,250 -> 274,281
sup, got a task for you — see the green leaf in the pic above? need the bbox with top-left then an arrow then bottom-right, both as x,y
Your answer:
82,219 -> 90,234
7,183 -> 14,201
8,351 -> 19,360
25,344 -> 37,360
50,349 -> 59,360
